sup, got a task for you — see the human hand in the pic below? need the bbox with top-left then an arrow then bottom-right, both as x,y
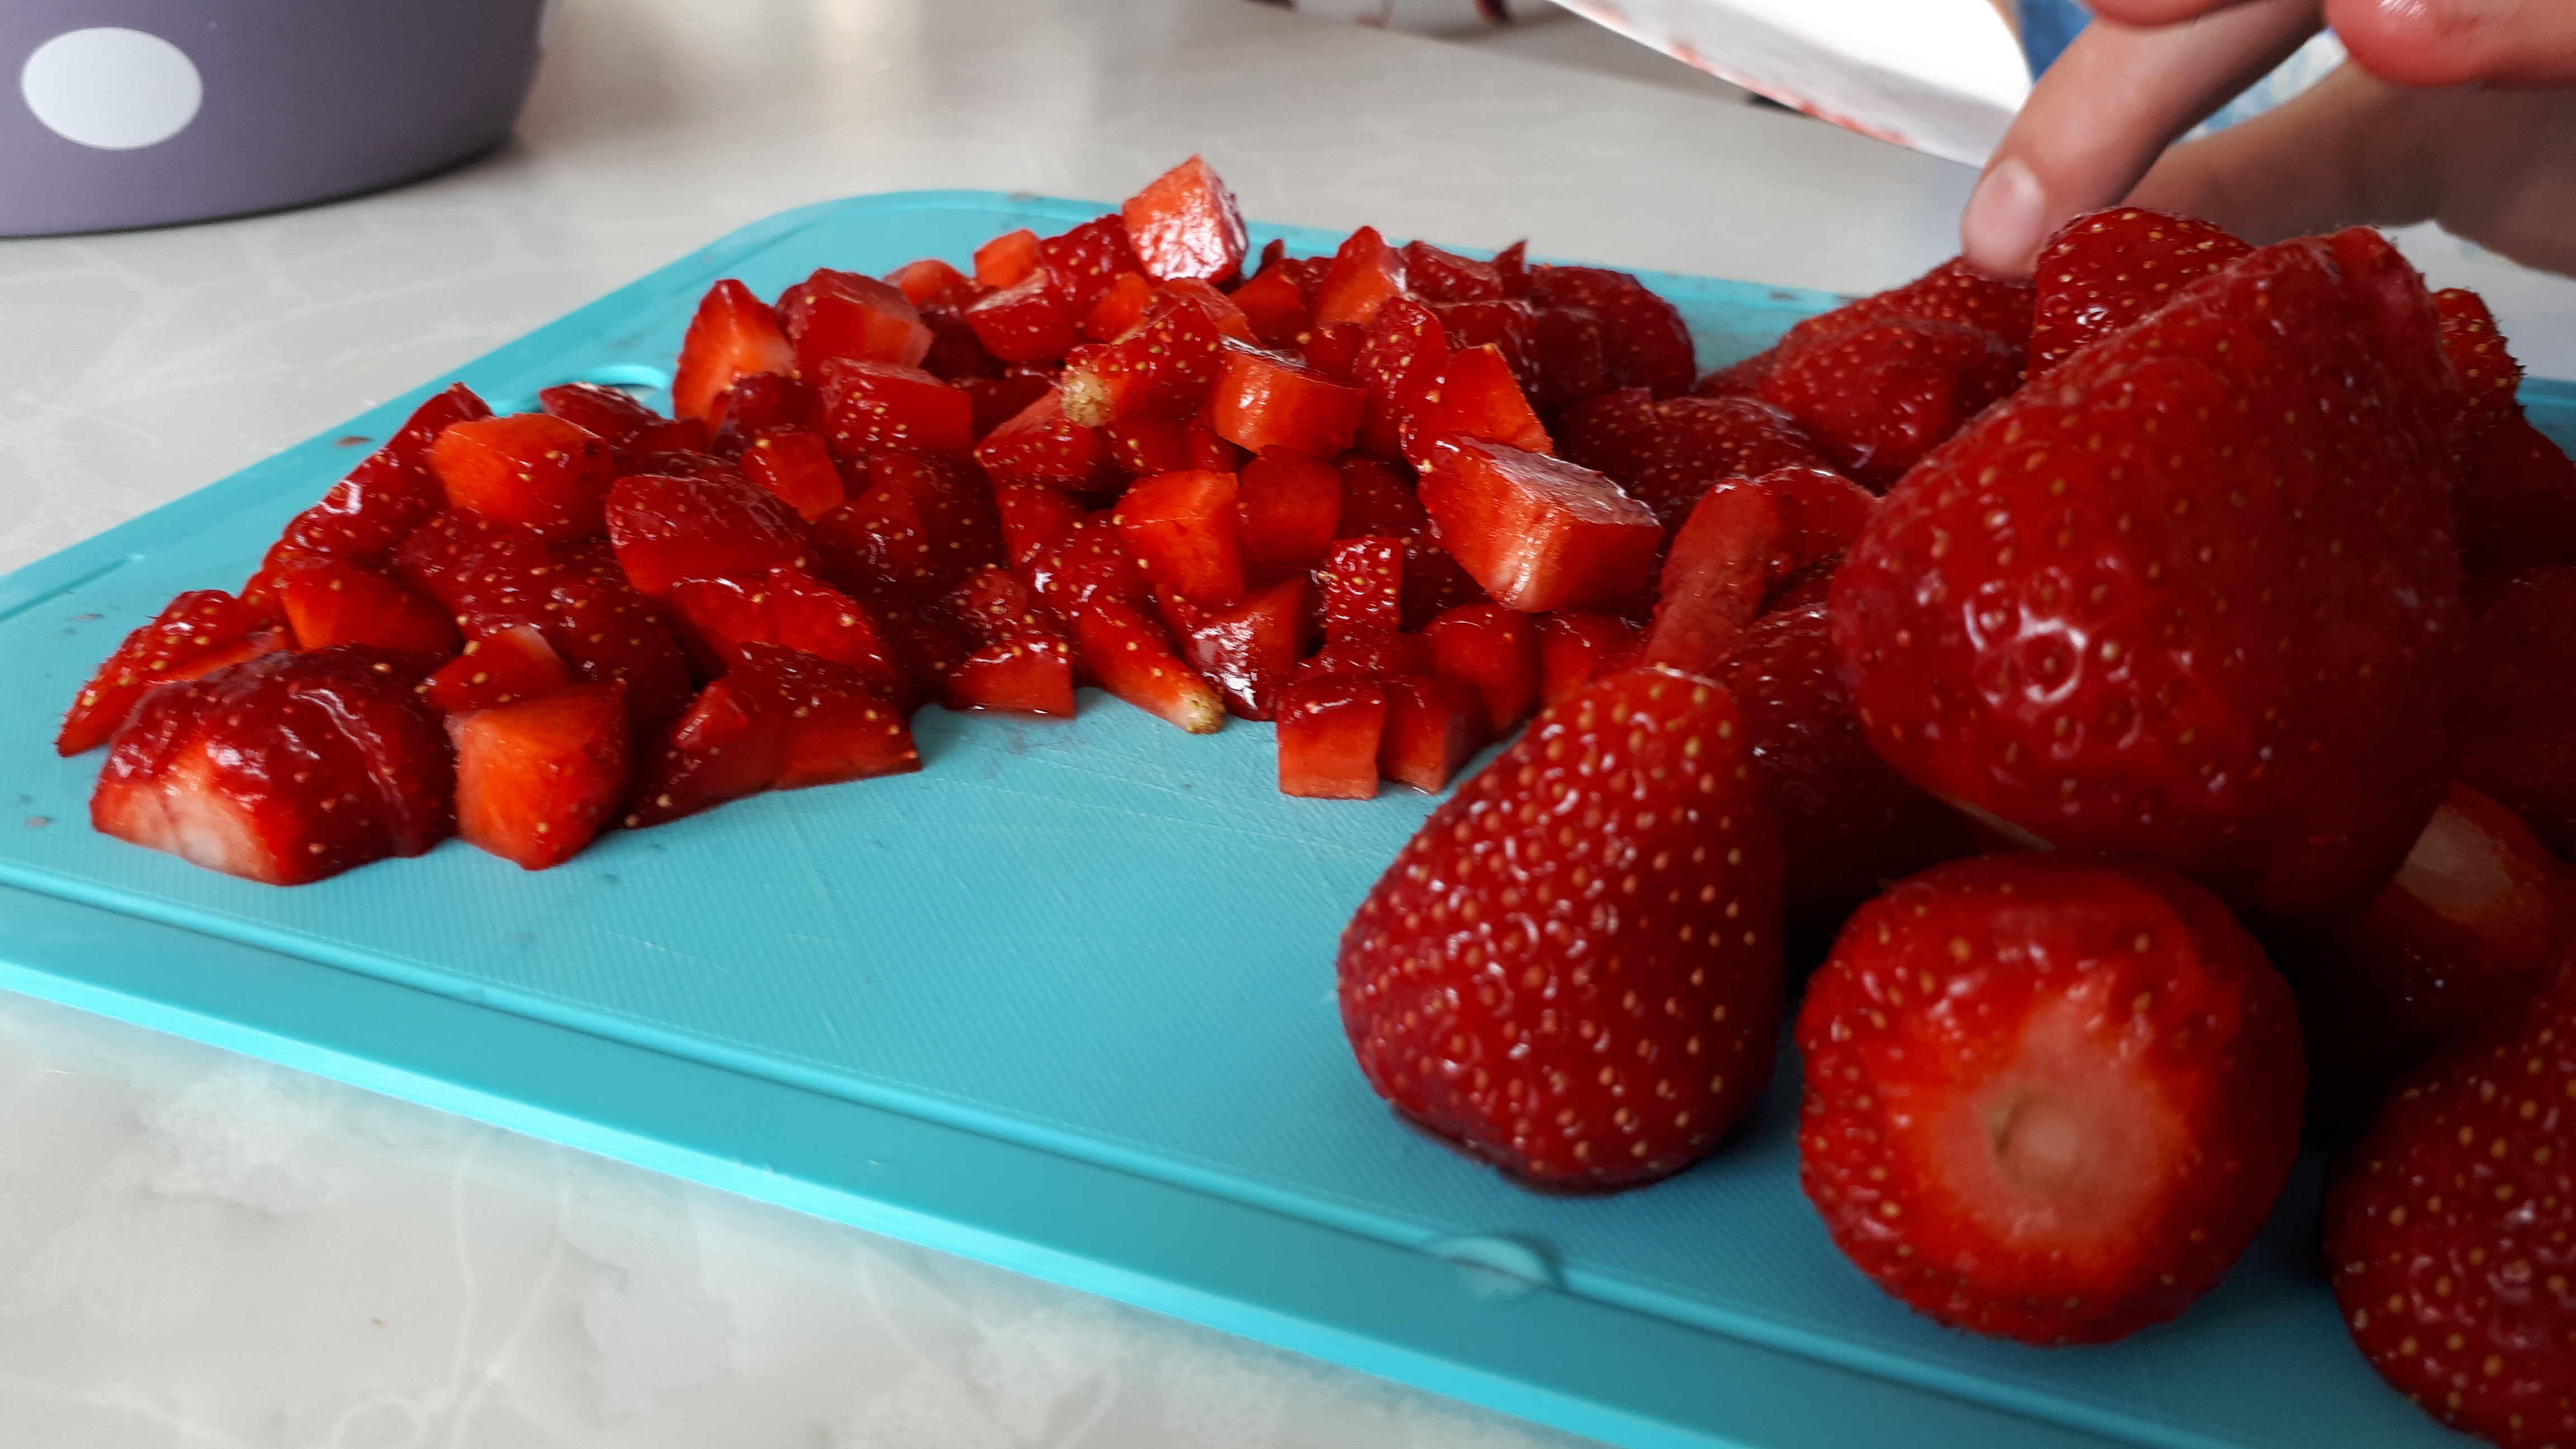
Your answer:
1961,0 -> 2576,279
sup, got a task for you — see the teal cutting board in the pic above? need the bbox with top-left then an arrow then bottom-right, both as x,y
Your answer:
4,192 -> 2561,1449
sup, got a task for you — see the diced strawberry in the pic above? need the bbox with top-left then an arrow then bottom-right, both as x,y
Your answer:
1059,293 -> 1227,428
1298,628 -> 1434,684
1761,465 -> 1877,576
604,471 -> 812,596
1300,321 -> 1367,385
629,417 -> 711,457
1693,351 -> 1777,399
921,310 -> 1007,385
974,229 -> 1041,290
283,384 -> 489,562
992,480 -> 1088,569
1205,341 -> 1365,458
56,590 -> 288,755
1528,305 -> 1612,414
449,682 -> 630,870
1535,610 -> 1637,705
1800,854 -> 2303,1343
1039,213 -> 1145,313
1228,255 -> 1312,348
1555,390 -> 1830,531
1081,271 -> 1158,342
1427,300 -> 1538,396
540,381 -> 662,452
1162,573 -> 1314,720
1236,448 -> 1342,584
959,372 -> 1057,440
807,452 -> 1003,604
389,512 -> 562,633
422,623 -> 574,714
1112,468 -> 1247,609
965,269 -> 1079,365
1104,413 -> 1190,476
1531,266 -> 1696,397
1779,256 -> 2037,356
667,565 -> 912,707
1320,537 -> 1404,639
672,280 -> 795,424
888,257 -> 977,310
738,428 -> 845,522
1759,319 -> 2023,489
1642,479 -> 1782,675
1376,675 -> 1487,793
1351,296 -> 1448,460
1489,240 -> 1535,297
1420,602 -> 1538,735
869,595 -> 976,698
940,563 -> 1071,645
1021,516 -> 1152,613
2456,414 -> 2576,579
427,413 -> 618,542
1277,678 -> 1386,799
780,268 -> 934,375
1120,154 -> 1248,285
1312,226 -> 1407,331
1399,343 -> 1551,472
1071,599 -> 1223,733
626,644 -> 919,826
1182,412 -> 1244,473
944,635 -> 1078,716
1335,456 -> 1428,537
709,372 -> 826,456
2028,210 -> 2249,375
1419,439 -> 1659,613
745,648 -> 913,788
973,387 -> 1119,491
91,647 -> 454,885
1400,241 -> 1505,302
813,357 -> 975,458
277,555 -> 463,657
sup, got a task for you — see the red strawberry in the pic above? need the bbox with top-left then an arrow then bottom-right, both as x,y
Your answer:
1756,318 -> 2022,490
738,428 -> 846,522
1339,666 -> 1784,1187
1081,272 -> 1158,343
2436,287 -> 2526,449
671,280 -> 795,424
1021,515 -> 1152,614
965,269 -> 1081,366
667,566 -> 913,708
1833,229 -> 2463,922
1313,226 -> 1408,332
56,590 -> 290,756
709,372 -> 827,456
1400,343 -> 1552,473
91,647 -> 454,885
1114,468 -> 1247,610
1641,479 -> 1781,676
1235,448 -> 1342,584
888,257 -> 977,311
625,643 -> 918,826
992,481 -> 1087,570
1555,390 -> 1829,532
2028,209 -> 2251,374
1227,250 -> 1315,349
422,623 -> 574,714
974,387 -> 1119,491
1761,465 -> 1878,584
1159,573 -> 1313,721
604,471 -> 813,596
1071,599 -> 1224,734
1420,602 -> 1539,736
449,683 -> 630,870
1319,537 -> 1404,639
813,357 -> 975,458
428,413 -> 619,541
1401,240 -> 1506,303
1798,854 -> 2304,1344
2457,415 -> 2576,580
1535,610 -> 1639,707
275,556 -> 462,657
1716,603 -> 1974,931
1350,295 -> 1449,460
1429,300 -> 1540,397
283,384 -> 487,561
1059,290 -> 1227,428
1298,628 -> 1433,686
540,381 -> 663,452
2453,567 -> 2576,859
1120,155 -> 1248,286
1776,257 -> 2035,357
2325,962 -> 2576,1448
779,268 -> 932,375
1528,305 -> 1613,414
1374,674 -> 1488,793
1277,677 -> 1386,800
1418,440 -> 1660,613
974,229 -> 1040,290
1530,266 -> 1697,397
1205,342 -> 1366,459
807,452 -> 1003,604
1039,213 -> 1144,314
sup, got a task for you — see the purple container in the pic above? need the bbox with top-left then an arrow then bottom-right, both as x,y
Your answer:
3,1 -> 548,236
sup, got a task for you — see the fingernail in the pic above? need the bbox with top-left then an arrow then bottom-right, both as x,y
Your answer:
1962,157 -> 2049,277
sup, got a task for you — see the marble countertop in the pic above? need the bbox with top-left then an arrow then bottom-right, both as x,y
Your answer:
3,2 -> 2572,1445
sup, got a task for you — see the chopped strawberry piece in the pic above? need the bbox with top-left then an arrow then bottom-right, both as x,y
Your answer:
1399,343 -> 1551,472
449,682 -> 630,870
2456,414 -> 2576,579
1311,226 -> 1407,331
1532,266 -> 1696,397
1693,350 -> 1778,399
604,471 -> 812,596
389,512 -> 562,633
1277,678 -> 1386,799
1342,666 -> 1783,1185
2028,210 -> 2248,374
1761,464 -> 1877,575
1104,413 -> 1191,477
672,280 -> 795,424
1235,448 -> 1342,584
941,563 -> 1071,645
1081,271 -> 1158,342
1800,854 -> 2303,1343
283,384 -> 488,562
1021,517 -> 1152,613
1376,675 -> 1488,793
422,623 -> 575,714
277,555 -> 463,657
1351,296 -> 1449,460
1535,610 -> 1637,705
540,382 -> 662,452
92,647 -> 454,884
668,566 -> 911,707
709,372 -> 826,455
1059,292 -> 1227,427
1320,537 -> 1404,639
974,229 -> 1041,290
1297,628 -> 1434,684
973,387 -> 1118,491
1556,390 -> 1829,530
920,311 -> 1007,386
1528,305 -> 1612,414
813,356 -> 975,458
743,646 -> 913,788
1758,318 -> 2021,489
1120,154 -> 1248,285
1300,322 -> 1367,385
887,257 -> 977,310
1400,241 -> 1505,302
1779,256 -> 2037,356
1643,479 -> 1783,675
426,413 -> 619,542
1420,603 -> 1539,735
944,636 -> 1078,716
56,590 -> 287,755
780,268 -> 934,375
1039,213 -> 1145,313
738,428 -> 845,522
1427,300 -> 1538,395
1227,255 -> 1312,348
807,452 -> 1002,604
1161,573 -> 1313,720
1205,341 -> 1365,458
1419,439 -> 1659,613
965,269 -> 1080,365
959,372 -> 1057,440
1335,456 -> 1429,537
626,645 -> 919,826
629,417 -> 711,457
992,481 -> 1088,569
1071,599 -> 1224,733
1112,468 -> 1247,609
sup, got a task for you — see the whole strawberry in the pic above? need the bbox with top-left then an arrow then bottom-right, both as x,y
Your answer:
1832,228 -> 2463,922
1798,854 -> 2305,1345
2326,960 -> 2576,1448
1337,666 -> 1784,1188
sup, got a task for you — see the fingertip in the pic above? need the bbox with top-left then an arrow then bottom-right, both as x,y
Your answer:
1961,156 -> 2054,278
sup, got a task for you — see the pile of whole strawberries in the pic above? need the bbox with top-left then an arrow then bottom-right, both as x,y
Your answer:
49,157 -> 2576,1445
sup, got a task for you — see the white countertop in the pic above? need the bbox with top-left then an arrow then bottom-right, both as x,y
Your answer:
3,2 -> 2572,1444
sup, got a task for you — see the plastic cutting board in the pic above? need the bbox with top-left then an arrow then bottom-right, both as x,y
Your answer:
4,191 -> 2568,1449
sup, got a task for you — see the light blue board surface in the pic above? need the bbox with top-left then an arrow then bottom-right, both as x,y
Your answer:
4,191 -> 2561,1449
